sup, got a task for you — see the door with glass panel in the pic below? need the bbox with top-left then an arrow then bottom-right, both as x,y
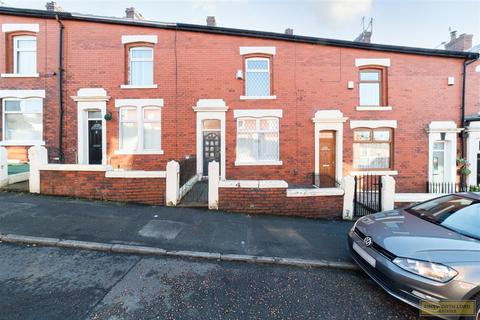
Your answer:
432,141 -> 445,183
319,130 -> 336,187
87,110 -> 102,165
202,120 -> 221,176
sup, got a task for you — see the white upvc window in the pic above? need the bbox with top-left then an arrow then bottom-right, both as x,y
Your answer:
2,98 -> 43,143
13,35 -> 37,74
119,106 -> 162,152
236,117 -> 279,163
245,57 -> 271,97
129,47 -> 154,86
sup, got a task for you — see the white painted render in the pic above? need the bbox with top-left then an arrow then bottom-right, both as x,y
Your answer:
427,121 -> 462,184
121,35 -> 158,44
355,58 -> 391,67
350,120 -> 397,129
466,121 -> 480,186
0,89 -> 45,98
233,109 -> 283,118
239,46 -> 276,56
72,88 -> 110,165
2,23 -> 39,33
312,110 -> 348,186
219,180 -> 288,188
193,99 -> 227,179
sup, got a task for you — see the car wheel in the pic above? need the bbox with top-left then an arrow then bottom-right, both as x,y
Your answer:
461,294 -> 480,320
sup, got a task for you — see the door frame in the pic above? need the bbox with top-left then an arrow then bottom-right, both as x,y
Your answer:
193,99 -> 228,179
87,116 -> 103,165
318,130 -> 336,186
73,88 -> 109,165
313,110 -> 347,187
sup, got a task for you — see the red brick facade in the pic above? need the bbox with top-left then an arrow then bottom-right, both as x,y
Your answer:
218,187 -> 343,218
1,9 -> 479,198
40,170 -> 165,205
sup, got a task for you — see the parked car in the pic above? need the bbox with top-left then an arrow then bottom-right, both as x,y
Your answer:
348,193 -> 480,320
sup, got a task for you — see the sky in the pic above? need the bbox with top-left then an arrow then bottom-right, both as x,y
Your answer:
3,0 -> 480,49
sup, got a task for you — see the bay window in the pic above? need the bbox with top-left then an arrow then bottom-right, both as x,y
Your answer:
237,117 -> 279,163
13,35 -> 37,75
353,128 -> 393,169
2,98 -> 43,143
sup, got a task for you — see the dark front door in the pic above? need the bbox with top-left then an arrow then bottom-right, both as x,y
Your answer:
319,130 -> 336,187
203,131 -> 220,175
88,120 -> 102,164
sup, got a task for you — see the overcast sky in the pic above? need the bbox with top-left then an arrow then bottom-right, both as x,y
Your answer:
5,0 -> 480,49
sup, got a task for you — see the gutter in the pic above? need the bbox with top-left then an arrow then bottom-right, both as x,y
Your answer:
55,14 -> 64,163
0,6 -> 478,59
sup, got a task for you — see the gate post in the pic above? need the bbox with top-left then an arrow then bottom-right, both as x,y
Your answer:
28,146 -> 48,193
166,160 -> 180,206
342,175 -> 355,220
0,147 -> 7,188
208,161 -> 219,210
381,175 -> 396,211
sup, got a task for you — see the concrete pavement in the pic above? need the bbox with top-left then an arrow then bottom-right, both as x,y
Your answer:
0,192 -> 355,268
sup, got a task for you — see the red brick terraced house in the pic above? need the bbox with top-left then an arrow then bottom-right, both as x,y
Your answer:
0,5 -> 479,218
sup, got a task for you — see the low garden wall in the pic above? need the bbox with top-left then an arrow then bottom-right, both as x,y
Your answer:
217,180 -> 344,218
39,166 -> 166,206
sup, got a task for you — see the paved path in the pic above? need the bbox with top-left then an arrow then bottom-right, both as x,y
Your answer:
0,244 -> 418,320
0,192 -> 353,263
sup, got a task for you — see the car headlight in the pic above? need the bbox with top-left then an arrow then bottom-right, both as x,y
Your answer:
393,257 -> 458,283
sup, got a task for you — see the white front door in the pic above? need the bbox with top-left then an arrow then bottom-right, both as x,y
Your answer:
432,141 -> 446,183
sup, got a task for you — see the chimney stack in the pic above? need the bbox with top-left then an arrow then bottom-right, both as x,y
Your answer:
206,16 -> 216,27
285,28 -> 293,35
125,7 -> 144,20
445,30 -> 473,51
45,1 -> 63,12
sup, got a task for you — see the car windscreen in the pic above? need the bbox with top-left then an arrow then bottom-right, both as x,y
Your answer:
407,195 -> 480,240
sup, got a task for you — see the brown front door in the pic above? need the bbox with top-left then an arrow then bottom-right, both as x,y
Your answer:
319,130 -> 336,187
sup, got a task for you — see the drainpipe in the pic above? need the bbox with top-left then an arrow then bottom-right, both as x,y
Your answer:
460,57 -> 477,187
55,14 -> 65,163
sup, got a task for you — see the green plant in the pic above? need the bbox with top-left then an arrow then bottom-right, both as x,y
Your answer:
469,185 -> 480,192
104,112 -> 113,121
457,157 -> 471,176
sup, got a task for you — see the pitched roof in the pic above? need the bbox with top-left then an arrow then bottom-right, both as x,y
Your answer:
0,5 -> 478,60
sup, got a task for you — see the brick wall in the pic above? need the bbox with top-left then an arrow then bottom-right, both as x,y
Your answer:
40,170 -> 165,205
218,187 -> 343,218
1,13 -> 478,194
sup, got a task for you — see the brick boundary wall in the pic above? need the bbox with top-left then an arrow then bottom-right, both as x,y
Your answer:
40,170 -> 165,206
218,187 -> 343,219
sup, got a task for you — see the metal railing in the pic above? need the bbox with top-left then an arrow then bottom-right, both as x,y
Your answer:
179,156 -> 197,187
354,174 -> 382,217
426,181 -> 478,193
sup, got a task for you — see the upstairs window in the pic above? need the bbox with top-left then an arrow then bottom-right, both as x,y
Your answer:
245,57 -> 271,97
2,98 -> 43,142
13,35 -> 37,74
353,128 -> 393,170
128,46 -> 153,86
237,117 -> 279,163
359,67 -> 386,106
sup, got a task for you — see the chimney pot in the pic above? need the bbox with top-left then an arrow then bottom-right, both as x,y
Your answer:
285,28 -> 293,35
45,1 -> 63,12
125,7 -> 144,20
206,16 -> 216,27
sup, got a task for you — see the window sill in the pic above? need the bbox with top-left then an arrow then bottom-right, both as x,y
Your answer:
240,95 -> 277,100
356,106 -> 392,111
114,150 -> 164,155
350,170 -> 398,176
120,84 -> 158,89
234,160 -> 283,166
1,73 -> 40,78
0,140 -> 45,146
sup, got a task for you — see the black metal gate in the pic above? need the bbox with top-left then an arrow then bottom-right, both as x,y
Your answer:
354,174 -> 382,218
